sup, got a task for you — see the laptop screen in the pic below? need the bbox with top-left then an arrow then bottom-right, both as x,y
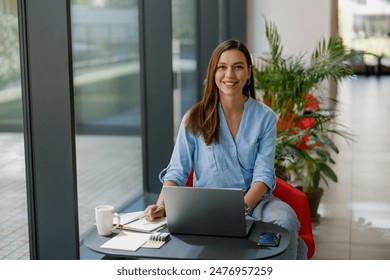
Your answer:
163,186 -> 252,237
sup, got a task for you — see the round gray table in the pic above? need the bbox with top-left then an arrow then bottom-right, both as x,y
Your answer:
84,220 -> 290,259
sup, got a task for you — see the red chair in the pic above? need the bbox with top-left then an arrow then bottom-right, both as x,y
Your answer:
273,177 -> 315,259
185,171 -> 315,259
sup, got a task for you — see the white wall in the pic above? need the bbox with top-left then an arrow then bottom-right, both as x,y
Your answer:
247,0 -> 332,56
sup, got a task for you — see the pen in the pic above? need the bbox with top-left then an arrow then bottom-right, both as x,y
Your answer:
116,205 -> 166,229
136,204 -> 165,220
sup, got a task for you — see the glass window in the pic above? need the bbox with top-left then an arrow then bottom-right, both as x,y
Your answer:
0,0 -> 29,259
172,0 -> 197,136
70,0 -> 143,239
339,0 -> 390,73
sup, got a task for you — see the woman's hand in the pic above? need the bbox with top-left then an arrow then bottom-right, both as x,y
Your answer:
144,204 -> 165,221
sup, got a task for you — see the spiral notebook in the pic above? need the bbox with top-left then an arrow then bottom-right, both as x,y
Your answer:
101,231 -> 171,251
142,232 -> 171,249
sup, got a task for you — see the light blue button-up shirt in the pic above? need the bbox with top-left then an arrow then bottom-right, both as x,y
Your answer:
160,97 -> 277,195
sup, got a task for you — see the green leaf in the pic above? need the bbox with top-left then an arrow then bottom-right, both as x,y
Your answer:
317,135 -> 339,153
302,175 -> 312,192
312,170 -> 321,188
318,162 -> 338,182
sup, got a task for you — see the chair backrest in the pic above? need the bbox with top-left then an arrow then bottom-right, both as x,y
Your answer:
186,170 -> 315,259
185,169 -> 194,186
273,177 -> 315,259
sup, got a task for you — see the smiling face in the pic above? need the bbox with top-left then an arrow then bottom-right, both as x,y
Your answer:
214,49 -> 251,98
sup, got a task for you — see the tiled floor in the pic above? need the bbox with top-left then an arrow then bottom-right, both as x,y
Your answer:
311,75 -> 390,259
1,75 -> 390,260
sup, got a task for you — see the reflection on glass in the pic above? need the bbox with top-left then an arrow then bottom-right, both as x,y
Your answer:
339,0 -> 390,73
0,1 -> 29,259
71,0 -> 143,240
172,0 -> 197,136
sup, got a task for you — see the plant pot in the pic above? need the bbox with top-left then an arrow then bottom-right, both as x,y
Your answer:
297,186 -> 324,222
305,187 -> 324,222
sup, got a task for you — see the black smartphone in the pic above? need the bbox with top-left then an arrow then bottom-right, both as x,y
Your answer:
257,232 -> 281,247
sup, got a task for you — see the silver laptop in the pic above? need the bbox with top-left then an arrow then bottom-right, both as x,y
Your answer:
163,186 -> 254,237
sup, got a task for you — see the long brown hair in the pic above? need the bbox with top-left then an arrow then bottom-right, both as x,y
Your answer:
185,39 -> 255,145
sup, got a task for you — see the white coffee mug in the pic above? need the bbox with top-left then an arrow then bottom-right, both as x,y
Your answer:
95,205 -> 121,236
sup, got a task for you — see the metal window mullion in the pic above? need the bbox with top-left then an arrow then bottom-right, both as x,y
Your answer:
18,0 -> 79,260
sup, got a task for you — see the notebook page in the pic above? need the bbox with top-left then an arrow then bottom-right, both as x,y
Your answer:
100,231 -> 151,251
122,217 -> 167,233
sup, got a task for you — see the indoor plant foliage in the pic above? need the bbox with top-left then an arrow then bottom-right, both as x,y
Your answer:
253,21 -> 354,202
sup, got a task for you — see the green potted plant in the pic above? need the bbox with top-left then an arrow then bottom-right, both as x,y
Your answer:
253,20 -> 354,221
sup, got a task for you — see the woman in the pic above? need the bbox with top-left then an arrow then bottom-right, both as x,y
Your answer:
145,39 -> 307,259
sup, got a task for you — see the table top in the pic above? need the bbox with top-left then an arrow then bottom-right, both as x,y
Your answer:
84,220 -> 290,260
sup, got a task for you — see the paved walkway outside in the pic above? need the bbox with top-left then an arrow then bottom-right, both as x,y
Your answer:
0,133 -> 143,260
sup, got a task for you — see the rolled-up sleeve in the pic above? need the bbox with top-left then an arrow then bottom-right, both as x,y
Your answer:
251,106 -> 277,193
